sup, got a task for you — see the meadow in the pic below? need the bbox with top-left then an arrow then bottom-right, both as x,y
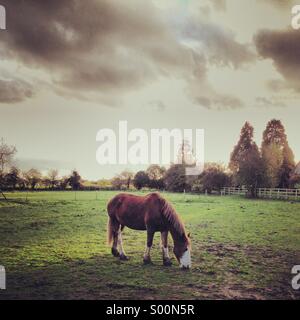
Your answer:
0,191 -> 299,300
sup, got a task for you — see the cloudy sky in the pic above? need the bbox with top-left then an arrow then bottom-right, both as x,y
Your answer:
0,0 -> 299,179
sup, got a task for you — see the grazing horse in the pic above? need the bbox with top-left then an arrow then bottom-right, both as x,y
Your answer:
107,192 -> 191,269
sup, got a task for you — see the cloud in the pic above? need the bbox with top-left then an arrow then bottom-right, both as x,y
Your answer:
147,100 -> 167,112
14,158 -> 73,172
259,0 -> 295,8
0,0 -> 248,110
174,17 -> 256,68
266,79 -> 290,92
254,28 -> 300,92
194,93 -> 243,110
255,96 -> 286,108
0,78 -> 33,103
209,0 -> 226,11
0,0 -> 203,103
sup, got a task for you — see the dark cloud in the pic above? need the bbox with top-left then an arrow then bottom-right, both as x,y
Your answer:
254,28 -> 300,91
0,79 -> 33,103
177,20 -> 255,68
0,0 -> 246,110
0,0 -> 202,101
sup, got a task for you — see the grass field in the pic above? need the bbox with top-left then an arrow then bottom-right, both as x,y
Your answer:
0,191 -> 300,300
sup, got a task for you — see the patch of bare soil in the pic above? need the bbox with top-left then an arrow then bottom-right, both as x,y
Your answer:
194,243 -> 300,300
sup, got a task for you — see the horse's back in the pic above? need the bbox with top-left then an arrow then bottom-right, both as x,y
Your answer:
107,192 -> 165,230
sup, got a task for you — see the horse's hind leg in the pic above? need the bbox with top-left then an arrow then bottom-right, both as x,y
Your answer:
118,226 -> 129,261
109,217 -> 120,257
161,231 -> 172,266
112,232 -> 119,257
143,228 -> 155,265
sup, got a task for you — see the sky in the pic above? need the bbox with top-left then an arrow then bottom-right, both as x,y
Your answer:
0,0 -> 299,180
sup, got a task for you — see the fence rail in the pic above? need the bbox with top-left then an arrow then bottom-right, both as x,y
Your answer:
221,187 -> 248,196
221,187 -> 300,201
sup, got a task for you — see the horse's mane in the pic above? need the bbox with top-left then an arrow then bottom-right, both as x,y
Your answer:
160,197 -> 186,237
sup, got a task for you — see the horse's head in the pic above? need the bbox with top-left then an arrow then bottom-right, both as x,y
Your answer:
173,232 -> 191,269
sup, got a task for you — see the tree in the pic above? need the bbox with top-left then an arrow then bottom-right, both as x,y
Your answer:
164,164 -> 187,192
261,119 -> 295,188
146,164 -> 166,189
111,171 -> 134,190
5,166 -> 20,190
0,138 -> 17,173
133,171 -> 150,190
17,172 -> 27,190
0,138 -> 17,197
42,177 -> 52,189
119,170 -> 134,189
111,176 -> 123,190
289,162 -> 300,188
289,173 -> 300,188
69,170 -> 82,190
279,145 -> 295,188
229,122 -> 264,197
24,168 -> 42,190
176,139 -> 195,166
194,164 -> 229,194
47,169 -> 59,189
59,176 -> 70,190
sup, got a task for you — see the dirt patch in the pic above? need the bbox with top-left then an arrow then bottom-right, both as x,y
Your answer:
197,242 -> 300,300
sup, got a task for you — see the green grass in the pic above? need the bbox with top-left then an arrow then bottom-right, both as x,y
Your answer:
0,191 -> 299,300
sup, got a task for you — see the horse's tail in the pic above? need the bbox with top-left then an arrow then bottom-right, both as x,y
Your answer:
107,217 -> 114,245
107,196 -> 121,245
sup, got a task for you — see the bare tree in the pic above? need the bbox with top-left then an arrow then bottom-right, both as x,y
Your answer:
0,138 -> 17,199
47,169 -> 59,189
0,138 -> 17,173
24,168 -> 42,190
119,170 -> 134,189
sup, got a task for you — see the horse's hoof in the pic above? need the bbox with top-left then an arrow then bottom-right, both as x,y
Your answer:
119,254 -> 129,261
111,248 -> 120,257
163,259 -> 172,267
143,258 -> 153,265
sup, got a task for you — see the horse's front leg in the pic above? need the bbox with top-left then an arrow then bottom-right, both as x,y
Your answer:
118,227 -> 129,260
161,231 -> 172,266
143,228 -> 155,265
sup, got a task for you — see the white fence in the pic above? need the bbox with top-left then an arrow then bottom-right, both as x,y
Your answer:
221,187 -> 248,196
221,187 -> 300,201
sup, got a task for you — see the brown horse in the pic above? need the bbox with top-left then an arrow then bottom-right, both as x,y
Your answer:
107,192 -> 191,269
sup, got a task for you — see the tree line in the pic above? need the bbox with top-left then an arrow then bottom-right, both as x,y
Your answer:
0,119 -> 299,196
0,138 -> 84,191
